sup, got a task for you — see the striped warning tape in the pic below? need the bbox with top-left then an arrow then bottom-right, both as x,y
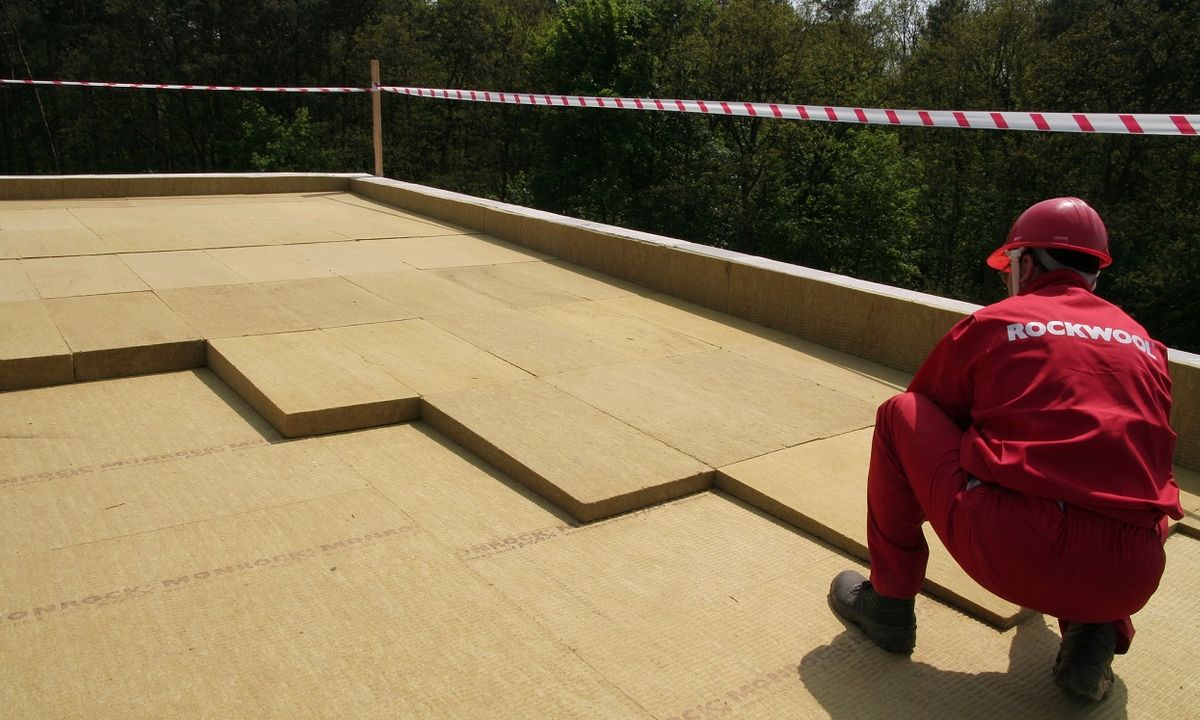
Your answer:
4,77 -> 1196,135
0,78 -> 367,93
380,85 -> 1199,136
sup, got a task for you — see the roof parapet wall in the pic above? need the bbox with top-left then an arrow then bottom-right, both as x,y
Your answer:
351,176 -> 1200,472
0,172 -> 367,200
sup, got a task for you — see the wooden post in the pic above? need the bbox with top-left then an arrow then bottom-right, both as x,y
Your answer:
371,59 -> 383,177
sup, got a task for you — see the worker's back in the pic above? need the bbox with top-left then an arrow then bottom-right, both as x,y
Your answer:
910,269 -> 1181,527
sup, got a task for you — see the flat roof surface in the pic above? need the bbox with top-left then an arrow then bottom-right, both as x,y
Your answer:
1,191 -> 1197,718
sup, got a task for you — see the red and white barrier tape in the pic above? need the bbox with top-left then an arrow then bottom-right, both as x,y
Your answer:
0,78 -> 367,93
4,77 -> 1196,135
381,85 -> 1199,136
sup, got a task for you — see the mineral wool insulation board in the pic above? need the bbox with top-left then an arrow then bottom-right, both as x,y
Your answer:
2,394 -> 1197,719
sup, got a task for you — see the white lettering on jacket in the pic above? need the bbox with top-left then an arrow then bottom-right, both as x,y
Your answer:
1006,321 -> 1157,359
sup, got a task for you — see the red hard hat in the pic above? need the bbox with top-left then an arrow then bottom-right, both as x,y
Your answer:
987,197 -> 1112,270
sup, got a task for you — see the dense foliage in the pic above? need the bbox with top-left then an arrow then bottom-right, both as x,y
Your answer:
3,0 -> 1197,350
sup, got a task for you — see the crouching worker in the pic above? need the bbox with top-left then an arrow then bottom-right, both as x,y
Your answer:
828,197 -> 1183,702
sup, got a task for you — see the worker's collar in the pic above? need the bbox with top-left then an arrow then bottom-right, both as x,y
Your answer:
1017,268 -> 1092,296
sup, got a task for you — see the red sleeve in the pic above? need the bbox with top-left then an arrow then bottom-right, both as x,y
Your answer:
907,315 -> 981,429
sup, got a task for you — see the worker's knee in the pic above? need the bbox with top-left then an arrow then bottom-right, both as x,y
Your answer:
877,391 -> 954,428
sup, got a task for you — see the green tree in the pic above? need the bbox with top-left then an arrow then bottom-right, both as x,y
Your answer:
785,127 -> 921,285
689,0 -> 802,255
891,0 -> 1044,300
226,101 -> 336,172
353,0 -> 550,199
529,0 -> 713,228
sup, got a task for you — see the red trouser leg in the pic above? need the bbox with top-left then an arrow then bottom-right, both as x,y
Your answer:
866,392 -> 968,599
866,392 -> 1167,653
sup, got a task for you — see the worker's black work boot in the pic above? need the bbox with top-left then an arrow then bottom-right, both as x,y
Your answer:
1053,622 -> 1115,702
828,570 -> 916,654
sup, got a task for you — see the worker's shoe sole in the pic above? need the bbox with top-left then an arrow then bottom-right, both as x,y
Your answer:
827,570 -> 916,654
1053,623 -> 1115,702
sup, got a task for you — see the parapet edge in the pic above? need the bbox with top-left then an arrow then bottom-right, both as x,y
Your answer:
0,172 -> 369,200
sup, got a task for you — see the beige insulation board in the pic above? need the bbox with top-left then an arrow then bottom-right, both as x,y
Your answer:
320,424 -> 578,553
0,300 -> 73,390
505,259 -> 647,300
45,292 -> 204,381
324,212 -> 466,240
0,371 -> 279,493
92,221 -> 281,252
240,219 -> 352,246
423,378 -> 712,522
595,293 -> 794,349
322,192 -> 474,230
205,244 -> 338,283
73,204 -> 345,248
0,227 -> 113,258
186,199 -> 344,224
260,195 -> 431,223
254,277 -> 414,329
428,308 -> 639,376
155,283 -> 313,338
21,254 -> 148,298
117,250 -> 250,289
315,192 -> 415,216
290,240 -> 412,276
429,264 -> 587,308
716,428 -> 1025,627
70,205 -> 230,233
207,330 -> 420,438
324,319 -> 532,396
344,269 -> 507,317
365,233 -> 550,269
0,259 -> 39,301
729,334 -> 911,407
2,481 -> 648,719
0,208 -> 111,257
80,210 -> 397,254
527,300 -> 717,361
3,373 -> 1198,718
0,207 -> 92,231
546,349 -> 879,468
0,436 -> 368,556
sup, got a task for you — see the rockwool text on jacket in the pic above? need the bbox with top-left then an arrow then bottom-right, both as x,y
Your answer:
1006,321 -> 1157,359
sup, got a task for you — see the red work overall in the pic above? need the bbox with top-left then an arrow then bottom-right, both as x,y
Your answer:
867,270 -> 1182,652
